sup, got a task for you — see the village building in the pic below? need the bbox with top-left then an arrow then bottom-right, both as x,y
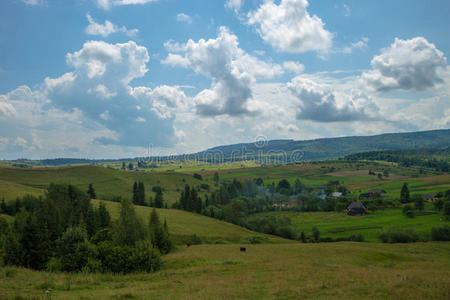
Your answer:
347,202 -> 367,216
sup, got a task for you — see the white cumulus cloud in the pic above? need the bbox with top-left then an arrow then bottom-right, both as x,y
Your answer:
225,0 -> 244,12
163,27 -> 283,116
362,37 -> 447,92
96,0 -> 158,10
288,76 -> 379,122
247,0 -> 332,53
176,13 -> 192,24
85,13 -> 138,38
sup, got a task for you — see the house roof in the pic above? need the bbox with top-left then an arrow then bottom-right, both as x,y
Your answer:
368,189 -> 387,194
347,202 -> 366,210
421,193 -> 435,199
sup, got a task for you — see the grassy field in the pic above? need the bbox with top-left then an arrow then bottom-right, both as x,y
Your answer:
0,165 -> 211,205
1,242 -> 449,299
249,206 -> 447,242
91,200 -> 288,244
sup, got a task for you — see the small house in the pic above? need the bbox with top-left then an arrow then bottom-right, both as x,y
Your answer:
347,202 -> 367,216
331,192 -> 343,197
421,193 -> 436,202
359,189 -> 387,200
368,189 -> 387,197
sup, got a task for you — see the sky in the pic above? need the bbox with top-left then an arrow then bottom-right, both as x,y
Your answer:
0,0 -> 449,159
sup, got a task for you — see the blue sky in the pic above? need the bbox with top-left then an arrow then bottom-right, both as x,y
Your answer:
0,0 -> 449,159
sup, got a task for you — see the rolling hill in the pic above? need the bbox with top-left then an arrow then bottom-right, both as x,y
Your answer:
0,165 -> 209,204
197,129 -> 450,162
90,199 -> 288,244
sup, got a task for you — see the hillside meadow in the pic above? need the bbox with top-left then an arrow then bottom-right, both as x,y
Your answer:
90,199 -> 288,244
248,206 -> 447,242
0,242 -> 449,299
0,165 -> 211,205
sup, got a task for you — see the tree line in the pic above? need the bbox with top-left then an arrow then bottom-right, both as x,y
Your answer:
0,183 -> 172,273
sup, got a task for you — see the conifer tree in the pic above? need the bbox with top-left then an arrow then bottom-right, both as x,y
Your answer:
133,181 -> 138,204
87,183 -> 96,199
138,182 -> 146,205
154,188 -> 164,208
400,183 -> 410,203
0,197 -> 6,214
98,201 -> 110,228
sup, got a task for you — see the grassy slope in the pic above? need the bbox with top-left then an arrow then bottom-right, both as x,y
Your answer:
91,199 -> 288,244
1,242 -> 449,299
0,165 -> 210,205
249,206 -> 447,242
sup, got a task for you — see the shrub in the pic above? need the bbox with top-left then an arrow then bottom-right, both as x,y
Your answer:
444,201 -> 450,220
349,234 -> 365,242
402,205 -> 415,218
275,226 -> 296,240
82,258 -> 102,273
130,241 -> 161,272
56,227 -> 95,272
378,227 -> 419,243
193,173 -> 203,180
312,226 -> 320,242
187,234 -> 202,245
247,236 -> 267,244
318,237 -> 334,243
96,241 -> 161,273
431,225 -> 450,241
46,258 -> 63,272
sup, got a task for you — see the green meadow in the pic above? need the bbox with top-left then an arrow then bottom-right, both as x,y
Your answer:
1,242 -> 449,299
0,161 -> 449,299
90,199 -> 288,244
0,165 -> 212,206
248,206 -> 446,242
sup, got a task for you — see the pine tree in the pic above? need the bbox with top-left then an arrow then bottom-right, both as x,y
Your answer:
87,184 -> 96,199
400,183 -> 410,203
213,172 -> 219,186
138,182 -> 146,205
98,201 -> 110,228
148,209 -> 172,254
85,204 -> 98,237
300,231 -> 307,243
1,197 -> 6,214
115,198 -> 145,246
154,188 -> 164,208
20,213 -> 51,270
149,208 -> 160,227
189,188 -> 199,212
133,181 -> 138,204
194,194 -> 202,214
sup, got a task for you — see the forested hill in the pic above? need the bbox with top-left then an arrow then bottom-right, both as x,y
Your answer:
344,148 -> 450,172
197,129 -> 450,162
4,129 -> 450,165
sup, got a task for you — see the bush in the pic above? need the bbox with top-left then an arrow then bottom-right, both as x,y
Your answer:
349,234 -> 365,242
130,241 -> 161,272
193,173 -> 202,180
318,237 -> 334,243
444,201 -> 450,220
335,234 -> 365,242
46,258 -> 63,272
312,226 -> 320,242
431,225 -> 450,241
402,205 -> 415,218
82,258 -> 102,273
187,234 -> 202,245
56,227 -> 95,272
246,236 -> 267,244
378,227 -> 419,243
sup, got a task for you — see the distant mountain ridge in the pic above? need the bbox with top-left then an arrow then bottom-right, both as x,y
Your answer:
3,129 -> 450,165
197,129 -> 450,163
